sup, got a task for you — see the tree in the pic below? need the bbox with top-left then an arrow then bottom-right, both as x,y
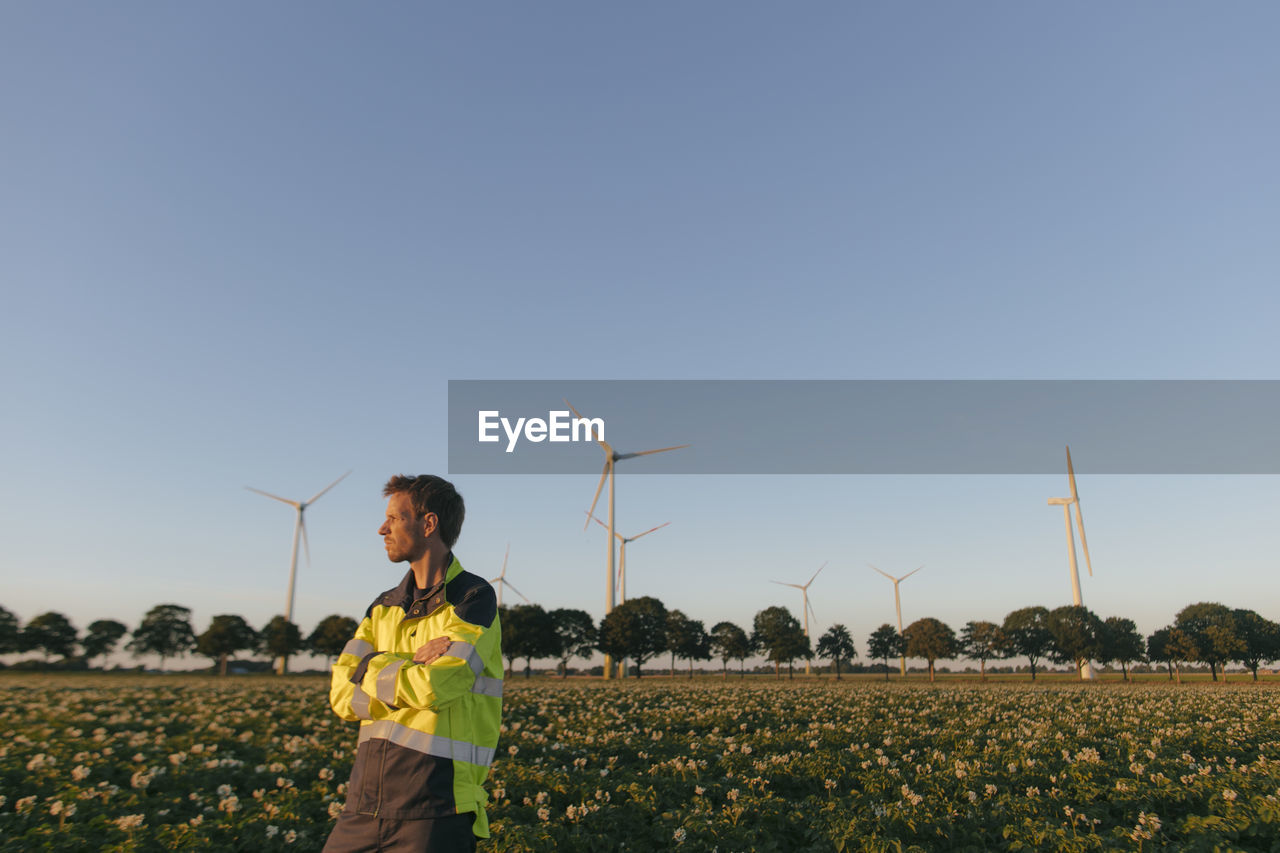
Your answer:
22,612 -> 78,662
1146,627 -> 1175,681
709,621 -> 752,679
1175,602 -> 1243,681
0,606 -> 21,654
309,615 -> 359,666
752,606 -> 809,679
82,619 -> 129,668
1165,627 -> 1200,684
1002,606 -> 1053,681
959,620 -> 1007,682
196,615 -> 259,676
867,624 -> 902,682
502,604 -> 557,678
597,596 -> 668,678
127,604 -> 195,671
666,611 -> 711,678
1231,609 -> 1280,681
816,624 -> 856,679
902,617 -> 957,682
259,616 -> 304,669
1098,616 -> 1145,681
549,608 -> 597,678
1046,605 -> 1104,680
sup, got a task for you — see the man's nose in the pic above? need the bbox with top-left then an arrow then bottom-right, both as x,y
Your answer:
378,522 -> 389,535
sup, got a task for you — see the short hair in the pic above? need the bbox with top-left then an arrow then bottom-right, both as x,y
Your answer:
383,474 -> 465,549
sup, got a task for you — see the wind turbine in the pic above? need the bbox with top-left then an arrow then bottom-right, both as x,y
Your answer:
870,564 -> 922,676
565,399 -> 688,680
490,544 -> 529,607
246,470 -> 351,674
587,513 -> 670,602
1048,445 -> 1096,679
771,562 -> 825,675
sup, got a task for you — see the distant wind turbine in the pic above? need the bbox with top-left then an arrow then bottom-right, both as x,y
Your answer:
1048,445 -> 1096,679
566,399 -> 688,680
772,562 -> 825,675
870,564 -> 922,676
490,544 -> 529,607
246,470 -> 351,674
587,513 -> 670,602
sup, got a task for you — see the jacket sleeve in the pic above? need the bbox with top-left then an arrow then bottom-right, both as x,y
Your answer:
356,586 -> 500,713
329,615 -> 397,722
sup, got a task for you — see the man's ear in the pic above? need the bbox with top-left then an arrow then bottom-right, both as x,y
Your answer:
422,512 -> 439,538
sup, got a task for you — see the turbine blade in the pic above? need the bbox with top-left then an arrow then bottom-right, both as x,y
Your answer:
1074,500 -> 1093,577
1066,446 -> 1079,501
806,597 -> 817,629
616,444 -> 691,460
504,579 -> 530,603
869,564 -> 894,581
300,514 -> 311,567
901,566 -> 924,582
584,461 -> 609,530
806,561 -> 827,587
587,511 -> 609,531
502,543 -> 509,577
246,486 -> 300,508
772,581 -> 803,589
563,399 -> 610,450
307,470 -> 352,505
630,521 -> 671,541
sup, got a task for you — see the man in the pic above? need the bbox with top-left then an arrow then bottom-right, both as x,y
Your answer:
324,475 -> 503,853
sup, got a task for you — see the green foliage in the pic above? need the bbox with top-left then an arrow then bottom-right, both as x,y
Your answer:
959,620 -> 1007,679
708,621 -> 752,677
21,612 -> 78,661
196,615 -> 259,676
867,623 -> 903,680
0,605 -> 20,654
81,619 -> 129,667
1045,605 -> 1104,678
1231,609 -> 1280,680
549,608 -> 597,677
1176,603 -> 1244,681
259,616 -> 304,662
597,596 -> 668,676
1098,616 -> 1145,680
665,610 -> 711,678
307,615 -> 358,663
127,604 -> 196,670
501,603 -> 558,677
816,624 -> 856,678
902,618 -> 957,681
752,606 -> 810,678
1002,606 -> 1053,681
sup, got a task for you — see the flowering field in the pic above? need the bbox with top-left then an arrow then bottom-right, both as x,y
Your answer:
3,676 -> 1280,851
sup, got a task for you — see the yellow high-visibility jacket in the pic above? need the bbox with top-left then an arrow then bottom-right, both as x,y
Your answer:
329,556 -> 503,836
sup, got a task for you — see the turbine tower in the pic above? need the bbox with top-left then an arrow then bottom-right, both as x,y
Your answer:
246,470 -> 351,674
1048,445 -> 1096,679
588,513 -> 670,602
566,399 -> 688,680
771,562 -> 825,675
870,564 -> 922,676
490,544 -> 529,607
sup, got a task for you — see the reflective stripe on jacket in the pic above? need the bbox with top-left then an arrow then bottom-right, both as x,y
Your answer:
329,556 -> 502,837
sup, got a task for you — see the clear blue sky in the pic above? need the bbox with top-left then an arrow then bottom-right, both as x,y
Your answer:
2,4 -> 1277,667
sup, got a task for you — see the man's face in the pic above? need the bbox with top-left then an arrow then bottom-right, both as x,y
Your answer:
379,492 -> 433,563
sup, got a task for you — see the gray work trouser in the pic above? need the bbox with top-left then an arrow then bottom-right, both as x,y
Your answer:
322,812 -> 477,853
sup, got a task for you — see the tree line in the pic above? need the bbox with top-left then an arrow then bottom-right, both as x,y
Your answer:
501,598 -> 1280,682
5,599 -> 1276,682
0,604 -> 357,675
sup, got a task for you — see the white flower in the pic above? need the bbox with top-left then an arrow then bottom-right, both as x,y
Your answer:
1224,788 -> 1238,802
537,806 -> 550,821
216,784 -> 232,797
284,830 -> 297,844
328,801 -> 344,819
673,827 -> 687,843
115,814 -> 145,831
266,826 -> 280,838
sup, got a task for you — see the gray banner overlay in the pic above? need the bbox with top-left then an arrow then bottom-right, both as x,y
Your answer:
447,380 -> 1280,474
